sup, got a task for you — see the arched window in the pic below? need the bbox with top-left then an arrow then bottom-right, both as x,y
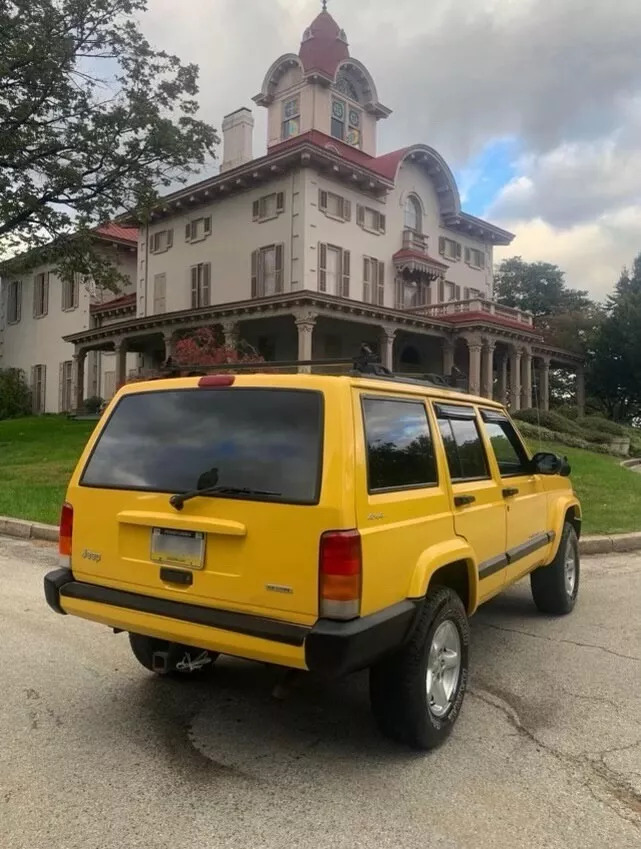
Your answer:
404,195 -> 422,233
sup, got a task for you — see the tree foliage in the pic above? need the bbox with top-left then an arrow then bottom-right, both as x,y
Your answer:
173,328 -> 264,368
0,368 -> 32,419
0,0 -> 218,289
588,254 -> 641,422
494,257 -> 593,321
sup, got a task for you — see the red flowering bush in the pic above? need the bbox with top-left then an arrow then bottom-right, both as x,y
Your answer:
173,327 -> 262,367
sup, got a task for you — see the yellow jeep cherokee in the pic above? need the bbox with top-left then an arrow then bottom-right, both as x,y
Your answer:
44,357 -> 581,750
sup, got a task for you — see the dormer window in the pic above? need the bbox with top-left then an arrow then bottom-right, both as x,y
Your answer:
336,71 -> 360,102
282,97 -> 300,140
404,195 -> 422,234
331,98 -> 361,147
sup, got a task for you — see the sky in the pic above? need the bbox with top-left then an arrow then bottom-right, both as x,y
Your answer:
139,0 -> 641,302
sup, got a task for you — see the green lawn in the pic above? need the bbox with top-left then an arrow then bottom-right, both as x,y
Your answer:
0,417 -> 96,525
1,417 -> 641,535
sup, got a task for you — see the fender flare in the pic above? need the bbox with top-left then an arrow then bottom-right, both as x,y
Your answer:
407,539 -> 479,614
548,495 -> 582,560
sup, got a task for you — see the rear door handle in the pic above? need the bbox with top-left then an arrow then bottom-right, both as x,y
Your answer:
503,487 -> 519,498
454,495 -> 476,507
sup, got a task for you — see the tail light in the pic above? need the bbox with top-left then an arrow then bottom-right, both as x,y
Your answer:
59,502 -> 73,565
319,530 -> 362,620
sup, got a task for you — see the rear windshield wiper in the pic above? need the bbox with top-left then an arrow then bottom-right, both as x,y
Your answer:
170,485 -> 282,511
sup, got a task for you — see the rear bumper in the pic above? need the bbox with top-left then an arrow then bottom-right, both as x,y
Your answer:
44,569 -> 419,677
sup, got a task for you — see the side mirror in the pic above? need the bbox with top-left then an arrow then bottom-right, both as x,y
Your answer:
531,451 -> 571,477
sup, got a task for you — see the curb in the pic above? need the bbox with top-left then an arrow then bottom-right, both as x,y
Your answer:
3,515 -> 641,557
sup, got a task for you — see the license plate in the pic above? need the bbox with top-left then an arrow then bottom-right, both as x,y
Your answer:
150,528 -> 205,570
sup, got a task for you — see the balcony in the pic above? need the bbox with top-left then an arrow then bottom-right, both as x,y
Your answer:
402,229 -> 430,252
410,298 -> 535,328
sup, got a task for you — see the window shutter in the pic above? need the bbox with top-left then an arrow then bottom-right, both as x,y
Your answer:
252,200 -> 260,221
438,278 -> 445,303
439,236 -> 445,256
73,275 -> 79,309
185,223 -> 191,242
149,235 -> 154,252
319,190 -> 328,211
377,261 -> 385,306
204,217 -> 212,235
202,263 -> 211,306
455,285 -> 461,300
341,249 -> 351,298
464,247 -> 471,263
32,276 -> 38,318
190,266 -> 199,308
343,199 -> 352,221
425,284 -> 432,305
251,250 -> 258,298
357,205 -> 365,226
363,257 -> 371,303
43,273 -> 49,316
167,229 -> 173,249
478,251 -> 485,269
378,213 -> 386,234
276,192 -> 285,213
464,287 -> 470,300
16,281 -> 22,322
456,242 -> 462,260
395,279 -> 403,310
58,362 -> 64,414
274,243 -> 284,293
318,243 -> 327,292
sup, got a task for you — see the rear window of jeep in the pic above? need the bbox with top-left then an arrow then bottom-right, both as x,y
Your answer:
80,388 -> 323,504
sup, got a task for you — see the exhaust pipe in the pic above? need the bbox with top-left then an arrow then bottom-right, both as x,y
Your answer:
152,651 -> 171,674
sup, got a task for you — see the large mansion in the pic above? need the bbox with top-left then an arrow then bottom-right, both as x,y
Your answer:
0,7 -> 584,414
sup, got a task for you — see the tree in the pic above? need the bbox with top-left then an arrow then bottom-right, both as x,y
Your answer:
588,254 -> 641,422
0,368 -> 32,419
0,0 -> 218,290
494,257 -> 592,321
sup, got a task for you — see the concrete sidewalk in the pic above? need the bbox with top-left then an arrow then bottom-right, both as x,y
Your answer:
2,514 -> 641,557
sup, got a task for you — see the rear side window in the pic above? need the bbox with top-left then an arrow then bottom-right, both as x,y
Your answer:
436,409 -> 489,481
81,388 -> 323,504
362,397 -> 437,491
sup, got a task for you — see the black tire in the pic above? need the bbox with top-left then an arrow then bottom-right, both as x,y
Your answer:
369,586 -> 470,751
530,521 -> 580,615
128,633 -> 218,678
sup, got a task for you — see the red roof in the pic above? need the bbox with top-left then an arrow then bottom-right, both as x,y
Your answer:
90,293 -> 136,313
299,11 -> 349,78
374,148 -> 413,181
94,223 -> 139,244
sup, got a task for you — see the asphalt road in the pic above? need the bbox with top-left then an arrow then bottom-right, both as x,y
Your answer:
1,537 -> 640,849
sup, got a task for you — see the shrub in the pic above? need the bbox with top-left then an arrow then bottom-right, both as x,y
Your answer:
0,368 -> 32,419
578,416 -> 626,437
83,396 -> 104,415
555,404 -> 579,420
512,408 -> 585,436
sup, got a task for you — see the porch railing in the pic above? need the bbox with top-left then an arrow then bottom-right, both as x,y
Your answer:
410,298 -> 534,327
402,229 -> 430,253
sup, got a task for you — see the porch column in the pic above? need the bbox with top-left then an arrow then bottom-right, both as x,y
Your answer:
539,356 -> 551,411
521,348 -> 533,410
481,339 -> 496,399
465,336 -> 482,396
114,340 -> 128,389
295,312 -> 317,373
442,338 -> 456,376
163,331 -> 176,362
498,351 -> 509,404
220,319 -> 240,351
72,350 -> 87,412
576,364 -> 586,416
380,326 -> 397,372
509,346 -> 522,412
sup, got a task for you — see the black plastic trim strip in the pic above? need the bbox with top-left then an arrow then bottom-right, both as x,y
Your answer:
506,531 -> 554,565
480,408 -> 509,423
478,554 -> 509,579
59,581 -> 310,647
434,403 -> 477,420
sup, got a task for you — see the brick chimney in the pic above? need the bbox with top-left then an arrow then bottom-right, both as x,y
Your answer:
221,108 -> 254,173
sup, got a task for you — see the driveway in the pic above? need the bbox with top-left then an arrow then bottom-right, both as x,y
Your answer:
1,536 -> 640,849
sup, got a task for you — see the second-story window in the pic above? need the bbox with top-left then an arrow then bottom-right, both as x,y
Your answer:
190,263 -> 211,308
149,229 -> 174,254
331,99 -> 361,147
62,275 -> 79,311
357,205 -> 386,234
404,195 -> 422,234
318,189 -> 351,221
318,243 -> 350,297
395,279 -> 430,310
7,280 -> 22,324
363,257 -> 385,306
465,247 -> 485,269
251,244 -> 284,298
439,237 -> 462,262
185,216 -> 212,244
252,192 -> 285,222
33,272 -> 49,318
153,273 -> 167,313
282,97 -> 300,139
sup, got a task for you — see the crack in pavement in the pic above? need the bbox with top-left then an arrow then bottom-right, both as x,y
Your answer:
469,687 -> 641,831
478,622 -> 641,663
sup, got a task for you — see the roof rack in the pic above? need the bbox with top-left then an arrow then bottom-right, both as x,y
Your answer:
158,343 -> 468,392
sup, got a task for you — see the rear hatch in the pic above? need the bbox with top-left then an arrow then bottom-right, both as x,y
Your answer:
67,380 -> 343,624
